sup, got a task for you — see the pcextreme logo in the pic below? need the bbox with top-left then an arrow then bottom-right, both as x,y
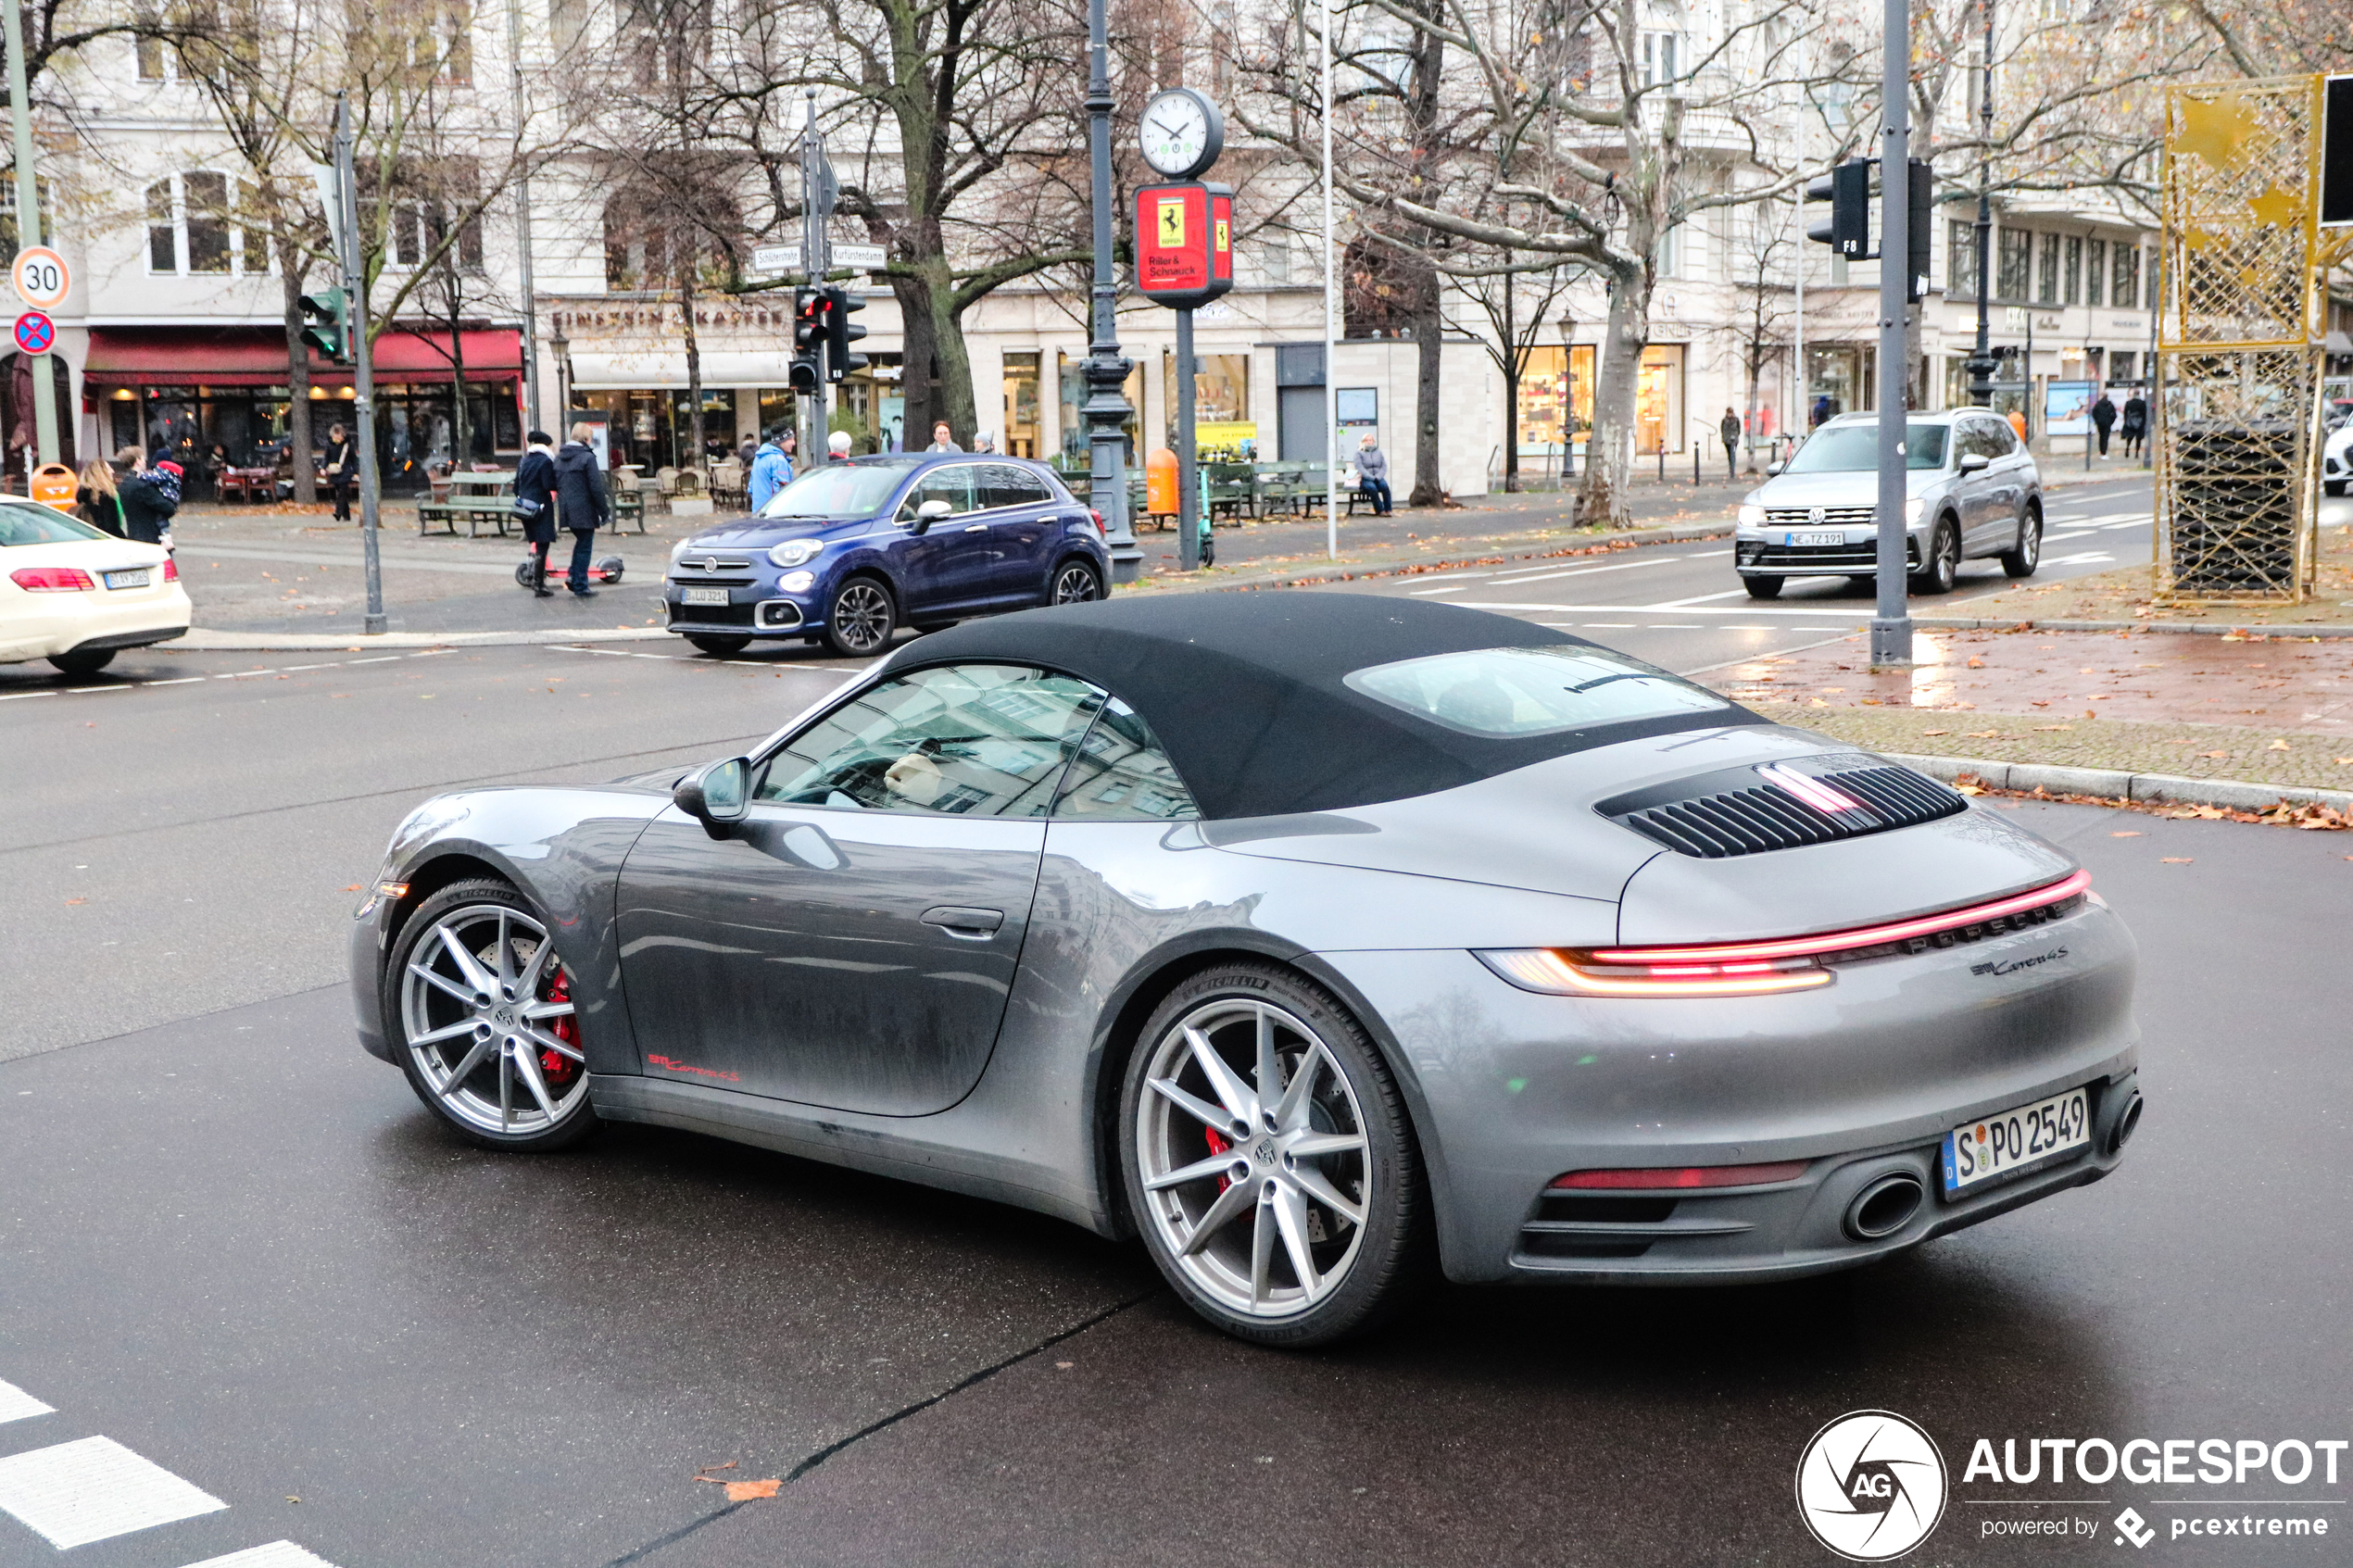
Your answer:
1795,1411 -> 1948,1561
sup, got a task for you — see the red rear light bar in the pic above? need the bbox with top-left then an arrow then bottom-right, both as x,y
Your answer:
1550,1160 -> 1809,1191
10,566 -> 95,592
1592,869 -> 2092,966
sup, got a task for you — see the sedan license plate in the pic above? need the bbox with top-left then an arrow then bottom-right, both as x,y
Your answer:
679,586 -> 730,607
102,568 -> 151,589
1784,531 -> 1843,547
1943,1086 -> 2091,1196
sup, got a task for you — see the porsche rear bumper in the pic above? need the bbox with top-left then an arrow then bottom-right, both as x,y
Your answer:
1316,895 -> 2140,1285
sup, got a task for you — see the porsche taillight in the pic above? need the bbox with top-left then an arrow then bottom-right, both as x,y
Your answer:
1478,870 -> 2094,998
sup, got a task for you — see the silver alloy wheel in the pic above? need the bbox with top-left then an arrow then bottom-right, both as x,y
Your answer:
1920,521 -> 1959,591
1051,561 -> 1101,605
830,579 -> 894,654
1134,998 -> 1371,1319
399,901 -> 588,1136
2016,512 -> 2041,570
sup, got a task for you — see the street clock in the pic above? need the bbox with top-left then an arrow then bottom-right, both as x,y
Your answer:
1139,87 -> 1224,181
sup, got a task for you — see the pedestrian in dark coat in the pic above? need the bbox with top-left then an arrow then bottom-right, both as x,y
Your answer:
2090,393 -> 2118,458
78,459 -> 125,537
321,423 -> 357,521
117,458 -> 179,546
1719,407 -> 1743,480
2120,394 -> 2148,459
552,421 -> 610,597
514,431 -> 560,596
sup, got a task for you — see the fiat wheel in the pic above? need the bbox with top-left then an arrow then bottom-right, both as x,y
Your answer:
1051,559 -> 1103,606
823,576 -> 896,658
388,879 -> 599,1151
1122,963 -> 1429,1347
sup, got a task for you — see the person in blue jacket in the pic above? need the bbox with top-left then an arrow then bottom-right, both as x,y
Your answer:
747,427 -> 795,512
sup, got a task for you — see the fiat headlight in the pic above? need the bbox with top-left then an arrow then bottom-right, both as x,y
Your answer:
776,570 -> 816,593
768,539 -> 823,568
1737,504 -> 1767,527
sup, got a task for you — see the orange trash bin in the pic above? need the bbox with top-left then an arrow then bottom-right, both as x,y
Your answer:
1145,446 -> 1179,519
31,462 -> 79,514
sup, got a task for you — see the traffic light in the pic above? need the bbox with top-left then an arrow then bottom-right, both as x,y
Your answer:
821,284 -> 866,383
1805,160 -> 1872,258
789,286 -> 824,394
1906,157 -> 1933,303
298,286 -> 350,365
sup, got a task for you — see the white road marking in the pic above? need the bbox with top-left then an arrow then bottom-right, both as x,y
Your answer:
2101,517 -> 2154,529
0,1378 -> 54,1424
2045,551 -> 2116,566
0,1436 -> 228,1549
1689,548 -> 1735,558
1579,622 -> 1634,628
1487,557 -> 1674,585
1644,589 -> 1754,607
344,656 -> 402,665
2046,530 -> 2097,542
1451,600 -> 1874,618
1407,583 -> 1474,596
0,690 -> 59,702
279,662 -> 342,671
142,676 -> 208,686
178,1541 -> 341,1568
64,684 -> 133,694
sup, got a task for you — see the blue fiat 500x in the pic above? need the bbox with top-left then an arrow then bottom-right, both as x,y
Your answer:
663,454 -> 1113,659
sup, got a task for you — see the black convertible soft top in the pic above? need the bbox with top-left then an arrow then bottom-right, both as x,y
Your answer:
887,595 -> 1754,821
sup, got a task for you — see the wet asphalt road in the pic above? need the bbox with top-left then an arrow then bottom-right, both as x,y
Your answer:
5,483 -> 2350,1566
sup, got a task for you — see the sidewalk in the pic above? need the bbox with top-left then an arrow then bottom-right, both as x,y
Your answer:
1705,622 -> 2353,805
1937,514 -> 2353,633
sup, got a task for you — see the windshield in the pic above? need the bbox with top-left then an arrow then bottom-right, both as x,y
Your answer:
1344,645 -> 1731,738
760,460 -> 920,519
1784,422 -> 1950,473
0,505 -> 105,546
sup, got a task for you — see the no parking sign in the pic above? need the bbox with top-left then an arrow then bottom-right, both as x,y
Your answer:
13,310 -> 54,356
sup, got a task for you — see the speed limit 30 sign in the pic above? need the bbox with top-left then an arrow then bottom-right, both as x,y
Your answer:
12,246 -> 69,310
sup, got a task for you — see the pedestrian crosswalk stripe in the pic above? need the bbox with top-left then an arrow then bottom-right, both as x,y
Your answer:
0,1436 -> 228,1549
0,1379 -> 53,1424
178,1541 -> 341,1567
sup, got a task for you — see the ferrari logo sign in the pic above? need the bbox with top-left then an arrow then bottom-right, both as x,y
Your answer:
1157,198 -> 1186,248
1134,182 -> 1234,309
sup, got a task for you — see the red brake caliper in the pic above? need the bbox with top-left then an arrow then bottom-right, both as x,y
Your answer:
540,970 -> 580,1084
1202,1126 -> 1233,1192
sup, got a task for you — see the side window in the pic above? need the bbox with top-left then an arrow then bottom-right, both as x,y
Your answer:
898,464 -> 977,521
982,463 -> 1052,510
757,663 -> 1104,818
1051,697 -> 1200,821
1982,419 -> 2017,457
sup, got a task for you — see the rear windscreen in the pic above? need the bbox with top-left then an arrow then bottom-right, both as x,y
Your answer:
1343,645 -> 1731,738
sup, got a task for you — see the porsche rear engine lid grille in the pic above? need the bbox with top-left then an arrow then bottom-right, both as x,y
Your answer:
1598,754 -> 1967,858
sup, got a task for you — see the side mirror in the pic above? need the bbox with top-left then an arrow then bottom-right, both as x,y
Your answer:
674,757 -> 750,837
908,498 -> 953,535
1765,461 -> 1784,477
1958,452 -> 1991,473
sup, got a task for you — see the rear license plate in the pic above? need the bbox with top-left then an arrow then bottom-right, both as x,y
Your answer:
102,568 -> 151,589
679,586 -> 730,607
1784,531 -> 1843,547
1943,1086 -> 2091,1196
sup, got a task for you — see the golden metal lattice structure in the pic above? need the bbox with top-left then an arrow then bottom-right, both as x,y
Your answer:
2155,77 -> 2326,604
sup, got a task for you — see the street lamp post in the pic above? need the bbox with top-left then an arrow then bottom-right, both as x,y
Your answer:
1082,0 -> 1140,583
1868,0 -> 1913,669
1963,0 -> 1996,408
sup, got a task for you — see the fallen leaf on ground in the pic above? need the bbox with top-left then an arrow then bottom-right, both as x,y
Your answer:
64,897 -> 85,906
1963,730 -> 2008,738
2161,857 -> 2194,863
1920,729 -> 1950,736
2111,831 -> 2144,837
2269,739 -> 2291,751
2082,709 -> 2097,720
725,1479 -> 783,1501
343,884 -> 362,892
1966,656 -> 1984,668
2200,750 -> 2229,759
2033,724 -> 2074,732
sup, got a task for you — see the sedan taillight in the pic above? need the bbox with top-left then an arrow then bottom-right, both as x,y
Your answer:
162,557 -> 179,582
11,566 -> 95,592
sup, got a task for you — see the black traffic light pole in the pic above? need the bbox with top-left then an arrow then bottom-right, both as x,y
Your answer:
1963,0 -> 1995,408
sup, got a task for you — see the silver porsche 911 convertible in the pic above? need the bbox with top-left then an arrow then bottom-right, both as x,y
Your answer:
349,595 -> 2141,1346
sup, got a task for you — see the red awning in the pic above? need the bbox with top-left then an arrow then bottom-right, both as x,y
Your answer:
82,327 -> 522,389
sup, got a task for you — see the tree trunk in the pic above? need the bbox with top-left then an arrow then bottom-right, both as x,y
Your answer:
1578,265 -> 1651,528
1409,281 -> 1443,506
446,282 -> 472,466
1499,262 -> 1518,493
280,261 -> 315,503
896,273 -> 936,445
925,267 -> 976,444
680,257 -> 702,467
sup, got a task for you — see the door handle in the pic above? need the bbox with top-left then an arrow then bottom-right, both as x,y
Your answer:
921,905 -> 1005,938
963,521 -> 988,533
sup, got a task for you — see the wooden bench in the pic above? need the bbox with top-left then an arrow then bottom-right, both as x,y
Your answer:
419,472 -> 515,537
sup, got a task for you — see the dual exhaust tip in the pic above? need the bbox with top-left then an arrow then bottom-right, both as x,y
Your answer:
1840,1087 -> 2144,1244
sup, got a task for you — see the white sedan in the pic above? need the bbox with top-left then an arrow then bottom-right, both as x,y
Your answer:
2324,419 -> 2352,497
0,502 -> 191,676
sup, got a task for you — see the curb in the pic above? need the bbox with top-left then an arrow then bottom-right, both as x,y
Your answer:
173,626 -> 674,652
1913,615 -> 2353,638
1125,521 -> 1732,596
1886,751 -> 2353,814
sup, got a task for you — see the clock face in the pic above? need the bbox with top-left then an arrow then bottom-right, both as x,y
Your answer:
1140,89 -> 1217,178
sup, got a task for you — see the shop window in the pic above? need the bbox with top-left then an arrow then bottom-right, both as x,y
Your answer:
1057,350 -> 1142,470
146,181 -> 176,272
1001,351 -> 1040,458
1996,229 -> 2031,302
1634,345 -> 1684,455
2086,239 -> 2107,307
1160,351 -> 1251,454
2035,232 -> 2060,305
